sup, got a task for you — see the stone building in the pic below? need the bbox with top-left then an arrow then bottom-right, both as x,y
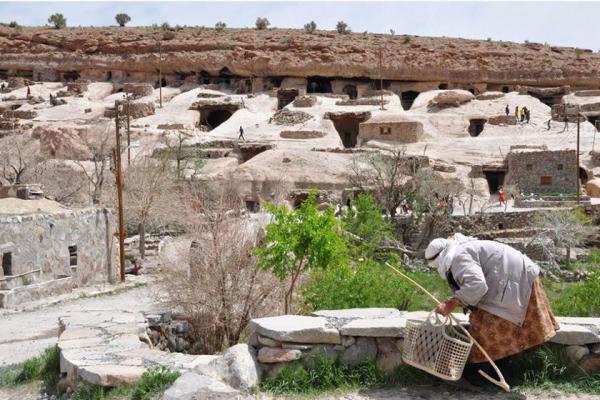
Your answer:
358,115 -> 424,145
504,147 -> 578,194
0,195 -> 116,308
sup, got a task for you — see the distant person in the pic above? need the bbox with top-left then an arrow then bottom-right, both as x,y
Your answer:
498,187 -> 507,207
525,108 -> 530,123
26,85 -> 31,98
505,105 -> 510,116
0,82 -> 5,91
562,116 -> 569,132
238,126 -> 245,140
514,106 -> 520,123
546,118 -> 552,131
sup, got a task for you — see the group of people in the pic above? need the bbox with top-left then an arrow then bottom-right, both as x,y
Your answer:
505,105 -> 530,124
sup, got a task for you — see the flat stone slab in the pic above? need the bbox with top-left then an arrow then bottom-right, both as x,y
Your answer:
556,316 -> 600,328
312,308 -> 403,320
340,318 -> 407,337
249,315 -> 340,344
550,324 -> 600,345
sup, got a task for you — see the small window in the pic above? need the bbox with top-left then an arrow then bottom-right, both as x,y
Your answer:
557,164 -> 563,171
379,127 -> 392,135
526,164 -> 533,171
540,176 -> 553,186
2,253 -> 12,276
245,201 -> 259,213
68,246 -> 78,266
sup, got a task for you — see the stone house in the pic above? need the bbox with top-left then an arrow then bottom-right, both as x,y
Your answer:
0,195 -> 116,308
504,147 -> 578,194
358,115 -> 423,145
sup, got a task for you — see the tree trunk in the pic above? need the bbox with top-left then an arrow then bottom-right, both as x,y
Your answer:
565,246 -> 571,265
139,222 -> 146,259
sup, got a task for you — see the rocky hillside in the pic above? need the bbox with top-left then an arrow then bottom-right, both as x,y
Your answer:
1,26 -> 600,85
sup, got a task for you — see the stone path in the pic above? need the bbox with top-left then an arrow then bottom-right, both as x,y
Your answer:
0,278 -> 155,367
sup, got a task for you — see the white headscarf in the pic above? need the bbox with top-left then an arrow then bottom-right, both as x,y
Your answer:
426,234 -> 477,279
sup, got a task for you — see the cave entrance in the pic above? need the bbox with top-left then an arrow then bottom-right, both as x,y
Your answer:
206,110 -> 232,129
277,88 -> 299,110
106,71 -> 113,81
502,86 -> 510,93
580,167 -> 589,184
238,144 -> 272,162
16,70 -> 33,79
468,119 -> 487,137
588,115 -> 600,131
0,69 -> 8,80
307,76 -> 332,94
328,112 -> 371,148
400,91 -> 419,110
199,70 -> 211,85
483,170 -> 506,194
438,83 -> 448,90
342,85 -> 358,100
63,71 -> 80,81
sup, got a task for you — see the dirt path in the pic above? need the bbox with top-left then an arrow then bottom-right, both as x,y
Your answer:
0,283 -> 156,367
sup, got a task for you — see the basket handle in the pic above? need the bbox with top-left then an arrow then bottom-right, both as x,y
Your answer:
385,262 -> 511,392
425,310 -> 449,327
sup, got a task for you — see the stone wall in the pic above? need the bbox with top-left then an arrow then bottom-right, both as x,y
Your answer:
505,149 -> 577,194
0,207 -> 116,306
488,115 -> 516,126
358,120 -> 423,144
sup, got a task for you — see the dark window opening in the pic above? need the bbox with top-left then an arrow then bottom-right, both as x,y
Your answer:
579,167 -> 589,184
540,176 -> 553,186
498,223 -> 505,230
245,200 -> 260,213
329,114 -> 370,148
467,88 -> 476,95
588,116 -> 600,131
502,86 -> 509,93
205,109 -> 233,130
63,71 -> 80,81
380,126 -> 392,135
526,164 -> 533,171
342,84 -> 358,100
277,89 -> 298,110
483,171 -> 505,194
68,245 -> 78,266
106,71 -> 112,81
307,76 -> 332,93
0,69 -> 8,80
468,119 -> 486,137
2,253 -> 12,276
270,77 -> 283,87
400,91 -> 419,110
557,164 -> 564,171
438,83 -> 448,90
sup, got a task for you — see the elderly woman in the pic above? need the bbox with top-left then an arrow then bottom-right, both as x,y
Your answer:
425,235 -> 559,381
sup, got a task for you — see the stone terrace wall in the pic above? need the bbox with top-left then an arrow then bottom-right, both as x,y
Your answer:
358,121 -> 424,144
0,207 -> 116,292
505,149 -> 577,194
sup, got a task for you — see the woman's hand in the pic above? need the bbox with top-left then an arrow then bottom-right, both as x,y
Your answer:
435,299 -> 461,316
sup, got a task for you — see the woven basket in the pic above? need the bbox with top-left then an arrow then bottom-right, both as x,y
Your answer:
402,311 -> 473,381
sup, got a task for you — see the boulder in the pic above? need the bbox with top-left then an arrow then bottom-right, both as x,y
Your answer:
550,324 -> 600,345
197,344 -> 260,392
163,372 -> 250,400
579,354 -> 600,374
340,337 -> 377,365
258,347 -> 302,363
376,350 -> 403,372
585,178 -> 600,197
428,90 -> 474,109
249,315 -> 340,344
565,345 -> 590,362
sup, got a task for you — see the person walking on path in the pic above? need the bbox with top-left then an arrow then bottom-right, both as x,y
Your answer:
525,108 -> 530,123
505,105 -> 509,116
547,118 -> 552,131
238,126 -> 245,140
514,106 -> 520,123
498,186 -> 507,208
26,85 -> 31,98
562,116 -> 569,132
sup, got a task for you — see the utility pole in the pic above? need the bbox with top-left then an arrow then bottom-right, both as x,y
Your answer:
158,41 -> 163,109
126,94 -> 131,166
378,45 -> 385,110
576,107 -> 581,205
114,100 -> 126,282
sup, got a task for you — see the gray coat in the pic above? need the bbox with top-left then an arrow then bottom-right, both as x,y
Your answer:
449,240 -> 540,326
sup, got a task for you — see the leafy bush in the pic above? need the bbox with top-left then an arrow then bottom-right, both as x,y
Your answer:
215,21 -> 226,32
162,31 -> 175,41
551,272 -> 600,317
304,21 -> 316,34
8,21 -> 18,28
48,13 -> 66,29
336,21 -> 351,34
69,384 -> 107,400
131,366 -> 181,400
342,194 -> 392,260
402,35 -> 411,44
0,346 -> 60,390
255,17 -> 270,30
115,13 -> 131,27
160,22 -> 171,31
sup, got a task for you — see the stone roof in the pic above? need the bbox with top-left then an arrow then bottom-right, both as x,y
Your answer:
0,198 -> 68,215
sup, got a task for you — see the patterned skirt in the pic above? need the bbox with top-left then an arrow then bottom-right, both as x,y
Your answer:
467,278 -> 559,363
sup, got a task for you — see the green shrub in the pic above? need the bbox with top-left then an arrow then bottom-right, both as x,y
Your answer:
552,272 -> 600,317
69,384 -> 107,400
215,21 -> 226,32
8,21 -> 18,28
343,194 -> 393,260
131,366 -> 180,400
162,31 -> 175,41
336,21 -> 350,34
115,13 -> 131,27
402,36 -> 411,44
304,21 -> 317,34
160,22 -> 171,31
255,17 -> 270,30
48,13 -> 66,29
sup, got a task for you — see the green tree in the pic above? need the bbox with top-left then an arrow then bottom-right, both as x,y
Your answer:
255,192 -> 347,314
255,17 -> 270,30
48,13 -> 66,29
215,21 -> 227,32
342,194 -> 392,260
304,21 -> 317,34
115,13 -> 131,27
336,21 -> 350,34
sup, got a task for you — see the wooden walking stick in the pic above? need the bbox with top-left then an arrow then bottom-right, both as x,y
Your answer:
385,262 -> 511,392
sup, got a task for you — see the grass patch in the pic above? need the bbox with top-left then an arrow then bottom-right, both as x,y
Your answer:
512,344 -> 600,394
66,366 -> 180,400
260,355 -> 437,396
545,272 -> 600,317
0,346 -> 60,391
